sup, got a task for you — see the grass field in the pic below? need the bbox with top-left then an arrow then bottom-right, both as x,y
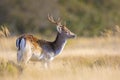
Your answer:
0,36 -> 120,80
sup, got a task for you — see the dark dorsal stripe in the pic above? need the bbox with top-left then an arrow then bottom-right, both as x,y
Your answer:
18,38 -> 22,50
16,38 -> 26,50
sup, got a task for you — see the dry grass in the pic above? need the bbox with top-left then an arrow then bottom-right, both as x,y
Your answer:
0,35 -> 120,80
0,25 -> 10,37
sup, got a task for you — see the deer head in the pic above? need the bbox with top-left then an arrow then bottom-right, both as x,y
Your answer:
48,14 -> 76,39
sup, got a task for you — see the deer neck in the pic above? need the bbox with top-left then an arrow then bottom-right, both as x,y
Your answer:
52,32 -> 67,56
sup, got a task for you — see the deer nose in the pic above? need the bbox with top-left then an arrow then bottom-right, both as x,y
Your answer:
73,35 -> 77,38
71,34 -> 77,38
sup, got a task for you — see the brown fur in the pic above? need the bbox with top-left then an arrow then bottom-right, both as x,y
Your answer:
18,34 -> 43,55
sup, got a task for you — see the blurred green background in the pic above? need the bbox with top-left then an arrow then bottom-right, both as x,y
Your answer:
0,0 -> 120,37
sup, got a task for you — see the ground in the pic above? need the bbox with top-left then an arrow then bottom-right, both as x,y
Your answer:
0,37 -> 120,80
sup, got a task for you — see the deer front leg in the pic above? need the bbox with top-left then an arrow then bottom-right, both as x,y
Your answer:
40,54 -> 53,68
42,59 -> 52,69
40,58 -> 48,69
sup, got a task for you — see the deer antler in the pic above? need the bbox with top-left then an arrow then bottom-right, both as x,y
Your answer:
47,14 -> 62,26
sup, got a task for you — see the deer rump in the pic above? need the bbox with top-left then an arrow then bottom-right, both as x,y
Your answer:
16,35 -> 43,63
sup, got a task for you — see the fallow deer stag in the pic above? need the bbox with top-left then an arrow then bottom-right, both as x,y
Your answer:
16,14 -> 76,68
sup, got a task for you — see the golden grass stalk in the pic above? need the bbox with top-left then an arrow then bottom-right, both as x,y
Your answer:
0,25 -> 10,37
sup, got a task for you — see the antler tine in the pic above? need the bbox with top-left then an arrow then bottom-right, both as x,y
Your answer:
48,14 -> 57,24
63,21 -> 66,26
47,14 -> 62,26
57,17 -> 61,23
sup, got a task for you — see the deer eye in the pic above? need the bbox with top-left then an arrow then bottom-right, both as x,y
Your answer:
65,31 -> 68,33
66,32 -> 69,35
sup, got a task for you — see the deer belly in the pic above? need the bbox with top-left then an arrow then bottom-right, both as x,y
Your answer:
30,48 -> 42,61
30,53 -> 41,61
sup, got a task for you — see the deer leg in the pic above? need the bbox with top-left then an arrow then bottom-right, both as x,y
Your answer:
17,51 -> 23,65
22,51 -> 32,65
44,62 -> 48,69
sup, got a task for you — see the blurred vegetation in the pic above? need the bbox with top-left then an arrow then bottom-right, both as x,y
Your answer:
0,25 -> 10,37
0,0 -> 120,36
0,58 -> 19,76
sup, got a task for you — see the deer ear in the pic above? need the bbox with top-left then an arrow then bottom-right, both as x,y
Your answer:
57,26 -> 62,33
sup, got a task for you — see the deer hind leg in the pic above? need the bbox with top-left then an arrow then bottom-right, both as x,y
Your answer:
17,49 -> 32,65
21,51 -> 32,65
17,51 -> 23,65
